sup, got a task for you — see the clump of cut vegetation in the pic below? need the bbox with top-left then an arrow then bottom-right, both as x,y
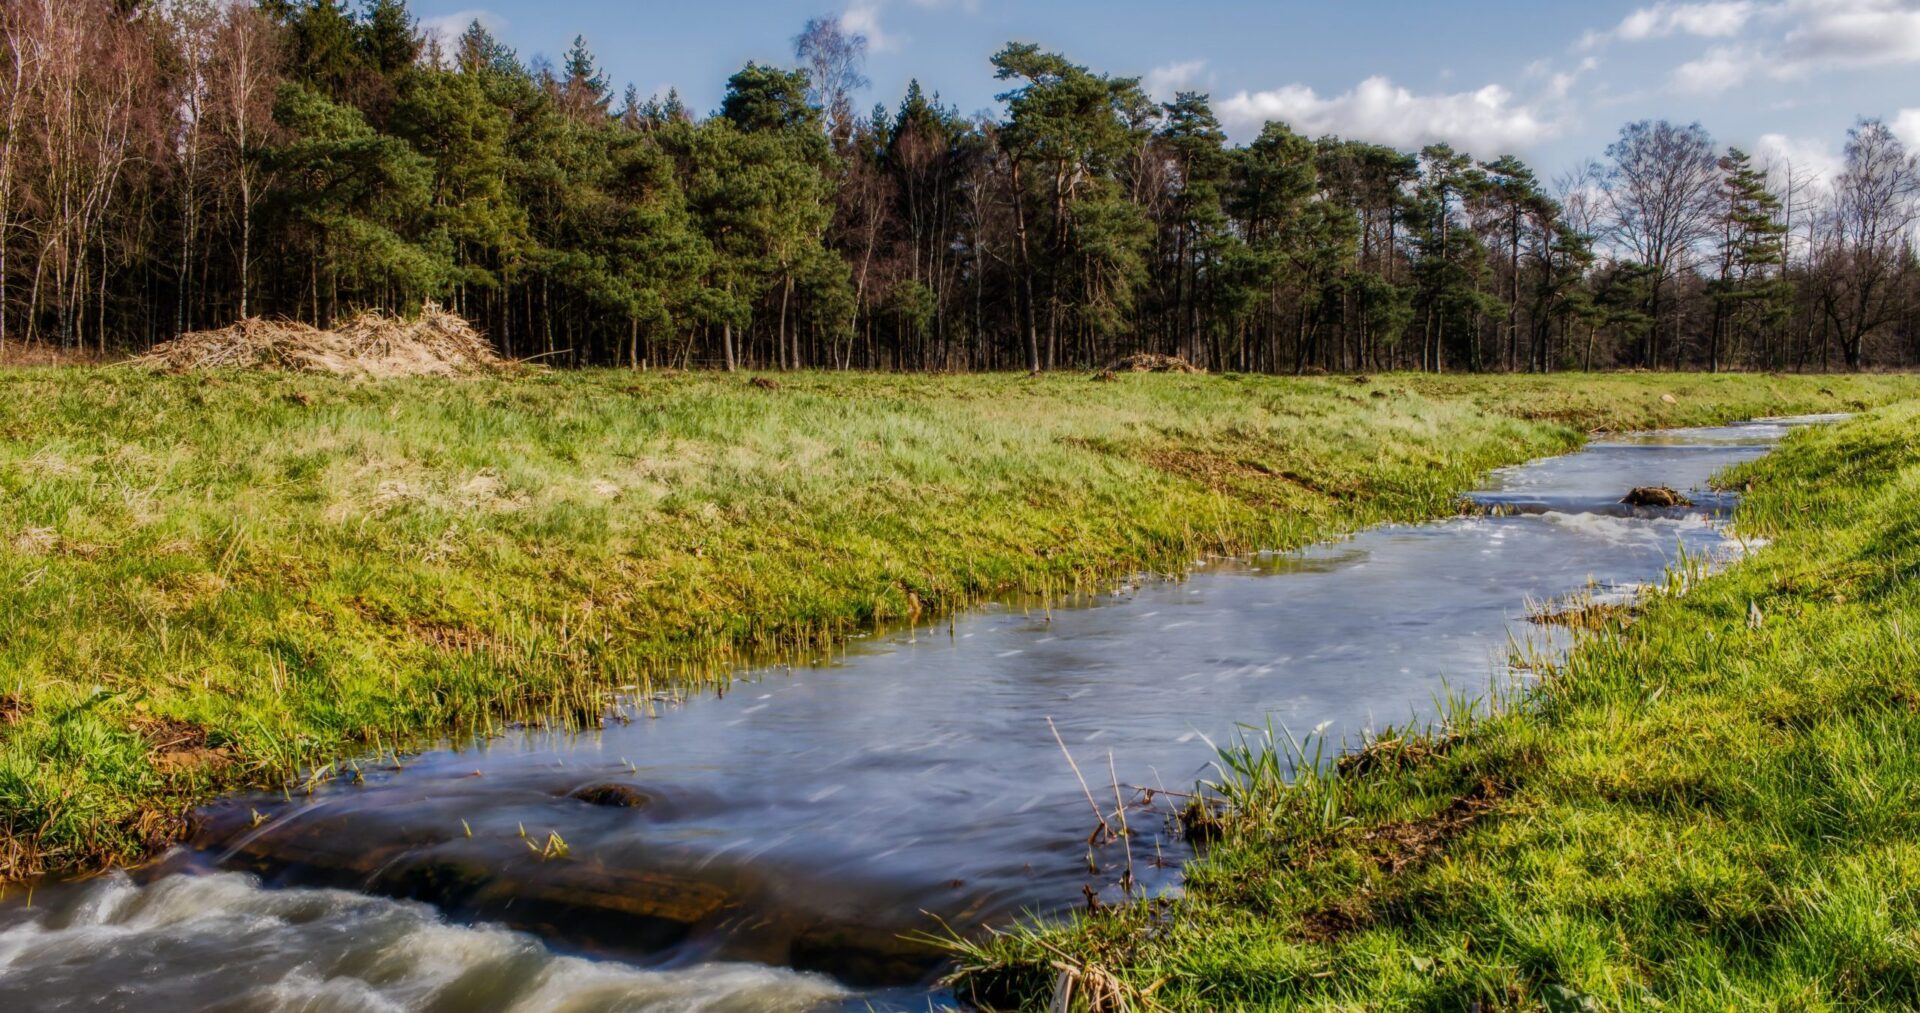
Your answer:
0,370 -> 1909,880
1623,484 -> 1692,507
135,305 -> 508,378
952,400 -> 1920,1009
1106,353 -> 1202,374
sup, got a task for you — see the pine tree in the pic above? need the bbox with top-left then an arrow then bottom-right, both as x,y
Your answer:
281,0 -> 365,104
1159,92 -> 1229,360
267,84 -> 448,322
1708,147 -> 1788,371
358,0 -> 419,76
557,36 -> 611,122
721,63 -> 818,135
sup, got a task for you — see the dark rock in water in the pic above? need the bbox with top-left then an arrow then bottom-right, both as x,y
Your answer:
1623,485 -> 1692,508
187,790 -> 989,988
569,783 -> 652,808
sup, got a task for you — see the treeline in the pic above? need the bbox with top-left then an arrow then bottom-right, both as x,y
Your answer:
3,0 -> 1919,372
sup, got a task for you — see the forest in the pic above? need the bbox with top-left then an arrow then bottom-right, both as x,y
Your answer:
3,0 -> 1918,374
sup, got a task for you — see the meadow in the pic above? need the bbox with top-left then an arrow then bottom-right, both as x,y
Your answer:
0,368 -> 1910,883
954,399 -> 1920,1009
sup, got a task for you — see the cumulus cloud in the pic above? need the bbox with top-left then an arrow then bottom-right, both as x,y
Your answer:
1581,1 -> 1758,48
1894,108 -> 1920,145
841,0 -> 977,55
1217,76 -> 1558,153
841,1 -> 902,54
1671,44 -> 1763,91
1144,59 -> 1210,101
1753,131 -> 1846,194
1592,0 -> 1920,92
1530,55 -> 1602,99
1777,0 -> 1920,70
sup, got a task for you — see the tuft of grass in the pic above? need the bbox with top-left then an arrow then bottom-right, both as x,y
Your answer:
0,368 -> 1909,880
952,398 -> 1920,1009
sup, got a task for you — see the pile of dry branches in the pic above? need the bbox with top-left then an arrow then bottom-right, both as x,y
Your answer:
136,305 -> 508,378
1106,353 -> 1203,374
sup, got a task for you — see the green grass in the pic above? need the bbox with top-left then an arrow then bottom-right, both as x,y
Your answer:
0,368 -> 1910,881
951,399 -> 1920,1010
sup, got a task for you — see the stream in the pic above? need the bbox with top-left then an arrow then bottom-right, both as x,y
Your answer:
0,417 -> 1840,1011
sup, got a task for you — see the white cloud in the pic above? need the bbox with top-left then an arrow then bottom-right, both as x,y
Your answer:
841,1 -> 901,54
1629,1 -> 1759,38
841,0 -> 976,55
419,9 -> 506,53
1144,59 -> 1210,101
1535,56 -> 1602,99
1217,76 -> 1559,153
1893,108 -> 1920,146
1778,0 -> 1920,70
1754,131 -> 1845,194
1582,1 -> 1758,48
1592,1 -> 1920,93
1671,44 -> 1762,91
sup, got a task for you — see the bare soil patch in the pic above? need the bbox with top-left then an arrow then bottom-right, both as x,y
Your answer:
130,716 -> 232,777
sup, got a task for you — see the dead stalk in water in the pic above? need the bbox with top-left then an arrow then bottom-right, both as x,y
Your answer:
1049,716 -> 1114,841
1109,751 -> 1134,897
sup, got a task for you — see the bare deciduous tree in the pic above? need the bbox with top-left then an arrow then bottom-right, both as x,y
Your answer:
0,0 -> 47,356
205,1 -> 281,320
793,16 -> 868,143
1820,119 -> 1920,369
1602,120 -> 1720,366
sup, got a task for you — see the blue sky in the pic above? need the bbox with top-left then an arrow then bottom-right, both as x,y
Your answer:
409,1 -> 1920,182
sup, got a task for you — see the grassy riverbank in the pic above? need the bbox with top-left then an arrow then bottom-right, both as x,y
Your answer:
0,370 -> 1912,880
955,400 -> 1920,1009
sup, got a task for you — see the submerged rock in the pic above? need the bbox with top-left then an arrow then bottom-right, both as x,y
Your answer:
569,783 -> 653,808
1623,486 -> 1692,508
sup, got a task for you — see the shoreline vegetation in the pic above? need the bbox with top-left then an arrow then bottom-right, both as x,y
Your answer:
952,399 -> 1920,1009
0,369 -> 1912,886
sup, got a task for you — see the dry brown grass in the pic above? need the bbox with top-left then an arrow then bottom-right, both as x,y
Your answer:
0,343 -> 121,367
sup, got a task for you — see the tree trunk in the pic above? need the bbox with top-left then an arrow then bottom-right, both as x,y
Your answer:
1010,159 -> 1040,372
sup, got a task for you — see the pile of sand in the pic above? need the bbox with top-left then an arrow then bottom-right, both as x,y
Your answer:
1107,352 -> 1203,374
137,305 -> 507,378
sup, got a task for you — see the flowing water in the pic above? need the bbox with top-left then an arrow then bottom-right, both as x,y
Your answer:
0,417 -> 1841,1012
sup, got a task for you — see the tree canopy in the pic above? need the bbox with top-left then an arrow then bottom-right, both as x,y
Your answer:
1,0 -> 1915,372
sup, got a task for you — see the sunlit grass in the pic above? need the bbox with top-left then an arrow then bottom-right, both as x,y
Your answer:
952,397 -> 1920,1010
0,367 -> 1909,879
